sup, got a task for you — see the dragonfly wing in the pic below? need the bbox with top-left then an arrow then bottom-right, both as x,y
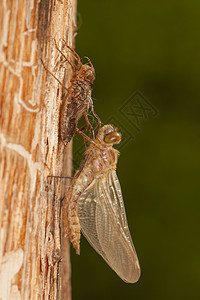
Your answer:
77,171 -> 140,283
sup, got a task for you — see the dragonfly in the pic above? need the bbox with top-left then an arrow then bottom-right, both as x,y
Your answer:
64,124 -> 140,283
42,39 -> 101,144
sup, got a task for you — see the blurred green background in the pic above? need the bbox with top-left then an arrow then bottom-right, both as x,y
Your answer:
71,1 -> 200,299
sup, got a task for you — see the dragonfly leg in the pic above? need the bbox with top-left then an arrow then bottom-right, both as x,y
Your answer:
91,106 -> 101,136
41,59 -> 69,93
54,38 -> 76,73
48,154 -> 89,181
61,39 -> 82,70
80,112 -> 95,139
84,56 -> 95,74
75,128 -> 96,146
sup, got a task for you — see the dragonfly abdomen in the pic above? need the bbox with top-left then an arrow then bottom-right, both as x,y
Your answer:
65,166 -> 94,254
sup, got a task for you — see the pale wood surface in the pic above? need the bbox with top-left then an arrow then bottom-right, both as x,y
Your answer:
0,0 -> 77,299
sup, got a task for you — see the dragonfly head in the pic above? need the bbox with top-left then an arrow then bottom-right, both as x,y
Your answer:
82,64 -> 95,83
98,125 -> 122,146
79,56 -> 96,83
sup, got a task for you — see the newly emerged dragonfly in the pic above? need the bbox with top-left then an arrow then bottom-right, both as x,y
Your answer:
42,39 -> 100,144
64,124 -> 140,283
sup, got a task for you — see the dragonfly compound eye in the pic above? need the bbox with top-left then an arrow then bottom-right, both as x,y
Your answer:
85,69 -> 95,83
104,131 -> 121,144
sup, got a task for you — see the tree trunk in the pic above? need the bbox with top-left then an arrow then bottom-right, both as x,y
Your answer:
0,0 -> 77,299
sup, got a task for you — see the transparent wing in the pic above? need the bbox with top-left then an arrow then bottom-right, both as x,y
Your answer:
77,171 -> 140,283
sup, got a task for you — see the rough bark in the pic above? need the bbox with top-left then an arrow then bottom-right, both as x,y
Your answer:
0,0 -> 76,299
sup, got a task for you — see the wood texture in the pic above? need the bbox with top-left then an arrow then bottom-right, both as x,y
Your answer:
0,0 -> 77,299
